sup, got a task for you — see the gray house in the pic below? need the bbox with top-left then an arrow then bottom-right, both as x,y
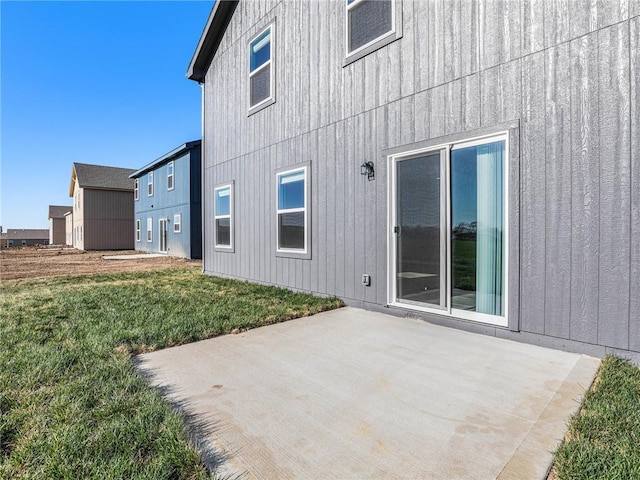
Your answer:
5,229 -> 49,247
129,141 -> 202,259
188,1 -> 639,362
48,205 -> 72,245
69,162 -> 136,250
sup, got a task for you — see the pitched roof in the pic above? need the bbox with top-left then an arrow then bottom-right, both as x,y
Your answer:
69,162 -> 136,196
48,205 -> 72,219
6,229 -> 49,240
130,140 -> 201,179
187,0 -> 238,82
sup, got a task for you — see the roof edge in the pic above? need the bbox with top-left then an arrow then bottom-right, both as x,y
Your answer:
130,140 -> 201,178
187,0 -> 239,82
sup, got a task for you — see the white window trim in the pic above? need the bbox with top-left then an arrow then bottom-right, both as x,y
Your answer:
214,183 -> 234,250
167,161 -> 174,191
147,217 -> 153,242
345,0 -> 397,58
248,23 -> 275,113
134,179 -> 139,200
276,166 -> 308,255
173,213 -> 181,233
387,131 -> 509,328
136,219 -> 141,242
147,172 -> 154,197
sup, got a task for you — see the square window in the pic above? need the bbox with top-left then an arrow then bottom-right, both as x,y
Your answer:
249,25 -> 274,110
276,167 -> 308,253
346,0 -> 398,60
173,213 -> 181,233
214,183 -> 233,250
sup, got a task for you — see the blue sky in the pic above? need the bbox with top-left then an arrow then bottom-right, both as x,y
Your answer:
1,0 -> 213,229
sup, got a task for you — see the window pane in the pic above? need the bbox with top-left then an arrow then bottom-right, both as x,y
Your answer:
278,212 -> 304,249
250,29 -> 270,71
348,0 -> 392,52
278,171 -> 304,209
451,140 -> 504,316
215,188 -> 230,216
216,218 -> 231,246
250,65 -> 271,107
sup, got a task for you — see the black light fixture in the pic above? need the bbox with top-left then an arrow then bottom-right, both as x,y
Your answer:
360,161 -> 375,181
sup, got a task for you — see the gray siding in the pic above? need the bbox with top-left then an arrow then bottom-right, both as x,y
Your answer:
83,189 -> 134,250
202,0 -> 639,359
50,217 -> 66,245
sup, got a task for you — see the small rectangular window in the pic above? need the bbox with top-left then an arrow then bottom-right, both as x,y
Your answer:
147,218 -> 153,242
346,0 -> 395,57
148,172 -> 154,196
249,25 -> 274,110
136,219 -> 141,242
167,162 -> 174,191
134,179 -> 139,200
276,167 -> 307,253
214,184 -> 233,249
173,213 -> 181,233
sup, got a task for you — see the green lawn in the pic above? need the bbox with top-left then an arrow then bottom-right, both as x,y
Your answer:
553,355 -> 640,480
0,268 -> 342,479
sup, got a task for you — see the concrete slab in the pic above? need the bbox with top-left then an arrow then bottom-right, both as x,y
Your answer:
136,307 -> 600,480
102,253 -> 166,260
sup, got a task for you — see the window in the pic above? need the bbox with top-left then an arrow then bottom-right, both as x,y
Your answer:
167,162 -> 174,191
79,225 -> 83,242
173,214 -> 181,233
390,133 -> 508,327
147,218 -> 153,242
249,25 -> 274,111
75,192 -> 80,210
147,172 -> 154,196
136,219 -> 141,242
134,179 -> 139,200
214,184 -> 233,249
346,0 -> 396,58
276,166 -> 308,253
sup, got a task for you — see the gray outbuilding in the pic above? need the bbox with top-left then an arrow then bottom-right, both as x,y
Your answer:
188,0 -> 640,362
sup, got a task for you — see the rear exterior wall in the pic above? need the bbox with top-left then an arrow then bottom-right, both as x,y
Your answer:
83,189 -> 134,250
202,0 -> 640,360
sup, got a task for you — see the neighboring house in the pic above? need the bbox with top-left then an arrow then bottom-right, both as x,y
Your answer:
129,141 -> 203,259
5,229 -> 49,247
48,205 -> 72,245
69,162 -> 136,250
0,232 -> 6,249
188,1 -> 640,362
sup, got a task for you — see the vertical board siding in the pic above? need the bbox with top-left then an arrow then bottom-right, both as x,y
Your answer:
597,22 -> 631,350
201,0 -> 639,356
544,43 -> 572,339
630,17 -> 640,352
569,33 -> 600,344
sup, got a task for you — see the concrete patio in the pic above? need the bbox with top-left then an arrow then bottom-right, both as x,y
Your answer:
136,307 -> 600,479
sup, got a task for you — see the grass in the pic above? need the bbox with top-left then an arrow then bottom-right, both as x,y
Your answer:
0,267 -> 342,479
552,355 -> 640,480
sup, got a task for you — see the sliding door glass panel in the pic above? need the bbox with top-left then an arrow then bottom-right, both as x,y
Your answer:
451,140 -> 504,316
396,153 -> 444,308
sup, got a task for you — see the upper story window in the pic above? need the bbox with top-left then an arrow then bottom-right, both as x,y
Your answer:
249,24 -> 274,112
214,183 -> 233,250
167,161 -> 174,191
276,166 -> 308,254
75,192 -> 80,210
147,172 -> 154,196
345,0 -> 398,62
134,179 -> 139,200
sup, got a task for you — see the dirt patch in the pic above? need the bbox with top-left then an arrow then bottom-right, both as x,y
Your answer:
0,246 -> 201,280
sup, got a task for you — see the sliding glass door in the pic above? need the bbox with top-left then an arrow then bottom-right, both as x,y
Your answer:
390,134 -> 507,326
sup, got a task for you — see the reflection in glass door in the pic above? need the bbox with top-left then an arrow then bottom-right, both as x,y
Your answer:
395,151 -> 445,309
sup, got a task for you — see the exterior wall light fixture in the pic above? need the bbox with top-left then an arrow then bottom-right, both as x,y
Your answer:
360,161 -> 375,181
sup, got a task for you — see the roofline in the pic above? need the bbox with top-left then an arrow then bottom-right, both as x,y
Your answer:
187,0 -> 238,83
129,140 -> 202,178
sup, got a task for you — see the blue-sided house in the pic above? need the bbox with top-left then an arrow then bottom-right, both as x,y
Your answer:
130,140 -> 202,259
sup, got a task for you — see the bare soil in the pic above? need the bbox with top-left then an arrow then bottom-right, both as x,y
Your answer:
0,246 -> 201,280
